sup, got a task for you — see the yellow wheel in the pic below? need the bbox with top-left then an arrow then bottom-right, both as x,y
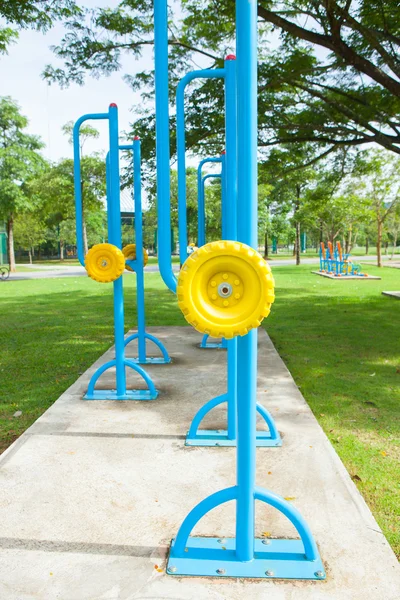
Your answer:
122,244 -> 149,271
85,243 -> 125,283
177,241 -> 275,338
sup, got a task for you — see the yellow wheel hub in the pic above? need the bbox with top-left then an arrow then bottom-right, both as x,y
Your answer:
85,243 -> 125,283
122,244 -> 149,271
177,240 -> 275,338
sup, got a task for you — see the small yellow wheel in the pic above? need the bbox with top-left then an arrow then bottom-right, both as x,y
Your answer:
177,241 -> 275,338
122,244 -> 149,271
85,243 -> 125,283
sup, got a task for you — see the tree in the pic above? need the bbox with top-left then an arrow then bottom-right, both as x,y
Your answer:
43,0 -> 400,165
0,96 -> 45,271
14,212 -> 47,263
29,155 -> 106,260
387,204 -> 400,260
62,121 -> 100,254
357,150 -> 400,266
1,1 -> 80,55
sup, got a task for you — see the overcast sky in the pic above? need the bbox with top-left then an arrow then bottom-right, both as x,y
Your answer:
0,0 -> 153,163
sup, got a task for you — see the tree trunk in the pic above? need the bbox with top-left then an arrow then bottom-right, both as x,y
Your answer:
295,221 -> 301,265
82,219 -> 89,255
294,185 -> 301,265
60,240 -> 65,261
377,220 -> 382,267
6,216 -> 16,272
365,237 -> 369,255
28,249 -> 32,264
391,232 -> 398,259
264,231 -> 268,258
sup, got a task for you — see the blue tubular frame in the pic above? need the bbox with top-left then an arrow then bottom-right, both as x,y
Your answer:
198,165 -> 228,350
167,0 -> 324,580
176,68 -> 226,265
154,0 -> 177,294
197,157 -> 222,247
120,139 -> 171,365
186,56 -> 280,448
73,106 -> 158,401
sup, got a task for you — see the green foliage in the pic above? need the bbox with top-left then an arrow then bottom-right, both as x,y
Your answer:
0,0 -> 81,54
14,212 -> 47,252
43,0 -> 400,163
0,96 -> 45,220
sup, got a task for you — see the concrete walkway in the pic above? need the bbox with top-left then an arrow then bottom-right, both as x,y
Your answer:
0,327 -> 399,600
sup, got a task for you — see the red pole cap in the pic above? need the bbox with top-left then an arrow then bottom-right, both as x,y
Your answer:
134,136 -> 140,140
225,54 -> 236,61
221,150 -> 226,155
109,103 -> 118,108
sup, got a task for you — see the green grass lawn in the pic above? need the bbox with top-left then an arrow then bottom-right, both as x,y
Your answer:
0,265 -> 399,556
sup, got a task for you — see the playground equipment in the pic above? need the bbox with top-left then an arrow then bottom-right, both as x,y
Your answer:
176,55 -> 280,448
151,0 -> 324,580
320,241 -> 367,277
73,114 -> 168,399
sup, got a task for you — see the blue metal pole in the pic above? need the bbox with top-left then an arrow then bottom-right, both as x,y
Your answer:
176,68 -> 225,264
154,0 -> 177,293
221,152 -> 227,239
108,103 -> 126,397
73,112 -> 108,266
197,157 -> 222,246
224,55 -> 238,443
235,0 -> 258,562
133,137 -> 147,362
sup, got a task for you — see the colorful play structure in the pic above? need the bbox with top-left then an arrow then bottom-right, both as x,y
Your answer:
73,0 -> 325,582
319,241 -> 367,277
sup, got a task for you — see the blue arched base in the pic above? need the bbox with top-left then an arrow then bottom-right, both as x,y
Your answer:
166,485 -> 325,580
124,332 -> 171,365
185,395 -> 282,447
199,334 -> 228,349
84,358 -> 159,401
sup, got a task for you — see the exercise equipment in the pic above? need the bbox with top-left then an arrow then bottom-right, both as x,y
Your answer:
150,0 -> 324,580
121,139 -> 170,364
85,243 -> 125,283
178,241 -> 275,339
319,241 -> 367,277
176,54 -> 280,448
73,107 -> 160,400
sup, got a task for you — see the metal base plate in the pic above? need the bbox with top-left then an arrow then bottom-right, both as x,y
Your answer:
84,389 -> 159,401
199,343 -> 226,349
167,537 -> 325,580
129,357 -> 171,365
185,429 -> 282,447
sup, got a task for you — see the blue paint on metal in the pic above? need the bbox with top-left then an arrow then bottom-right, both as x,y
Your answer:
168,537 -> 325,579
199,334 -> 227,349
154,0 -> 177,293
73,111 -> 109,266
121,139 -> 171,365
186,56 -> 280,448
73,105 -> 159,401
197,157 -> 222,246
168,0 -> 323,579
176,68 -> 225,264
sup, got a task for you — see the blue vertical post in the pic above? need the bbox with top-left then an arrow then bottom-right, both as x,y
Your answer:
235,0 -> 258,562
133,137 -> 147,362
198,166 -> 206,246
224,55 -> 238,442
154,0 -> 177,294
220,151 -> 227,240
108,103 -> 126,397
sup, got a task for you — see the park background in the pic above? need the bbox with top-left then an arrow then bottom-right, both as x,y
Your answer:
0,0 -> 399,561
